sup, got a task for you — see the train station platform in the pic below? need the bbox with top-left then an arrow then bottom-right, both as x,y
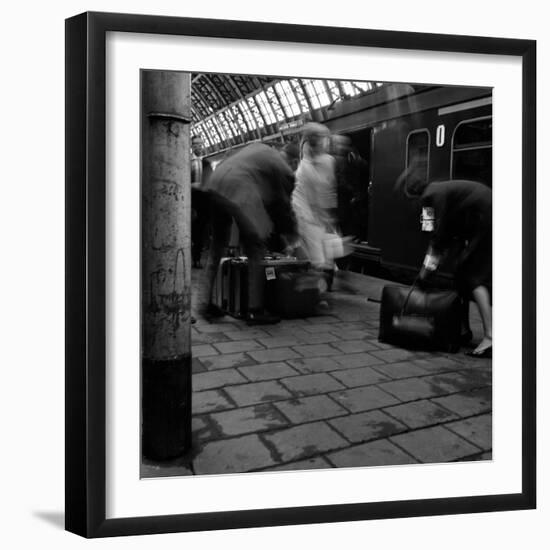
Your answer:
142,269 -> 492,478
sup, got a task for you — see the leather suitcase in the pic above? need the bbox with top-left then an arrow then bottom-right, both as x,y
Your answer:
267,271 -> 321,318
378,285 -> 462,352
228,258 -> 248,317
263,256 -> 312,318
211,257 -> 233,313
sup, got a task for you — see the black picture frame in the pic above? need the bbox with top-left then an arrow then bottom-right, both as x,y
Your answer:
65,11 -> 536,538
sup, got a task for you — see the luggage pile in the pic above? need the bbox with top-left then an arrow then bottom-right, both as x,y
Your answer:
212,254 -> 323,319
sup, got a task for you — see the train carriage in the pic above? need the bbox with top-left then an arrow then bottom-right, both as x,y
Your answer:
323,83 -> 492,282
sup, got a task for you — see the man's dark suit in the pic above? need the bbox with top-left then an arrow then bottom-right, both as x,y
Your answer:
191,156 -> 213,267
201,143 -> 297,314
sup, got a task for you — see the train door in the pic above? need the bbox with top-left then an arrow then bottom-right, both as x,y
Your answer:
346,127 -> 372,243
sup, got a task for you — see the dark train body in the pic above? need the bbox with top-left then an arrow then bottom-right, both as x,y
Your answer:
205,82 -> 492,284
323,83 -> 492,283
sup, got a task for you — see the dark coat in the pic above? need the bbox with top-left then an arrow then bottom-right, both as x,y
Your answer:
191,157 -> 212,215
421,179 -> 492,292
191,157 -> 213,188
203,143 -> 296,240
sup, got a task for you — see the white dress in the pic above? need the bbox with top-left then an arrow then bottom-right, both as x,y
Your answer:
291,154 -> 336,268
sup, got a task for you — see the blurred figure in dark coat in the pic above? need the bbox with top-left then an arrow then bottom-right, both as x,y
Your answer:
190,135 -> 213,268
330,134 -> 370,241
396,162 -> 492,358
200,143 -> 298,325
280,141 -> 300,173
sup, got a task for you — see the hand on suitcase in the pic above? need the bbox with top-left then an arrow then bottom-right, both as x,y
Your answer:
417,267 -> 431,288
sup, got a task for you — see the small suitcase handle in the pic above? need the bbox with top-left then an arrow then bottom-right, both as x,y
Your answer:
399,275 -> 428,317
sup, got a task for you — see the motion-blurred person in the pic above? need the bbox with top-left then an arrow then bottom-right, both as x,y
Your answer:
280,141 -> 300,173
200,143 -> 298,325
292,123 -> 337,285
190,135 -> 213,268
330,134 -> 370,241
396,164 -> 492,358
330,134 -> 355,236
266,141 -> 300,253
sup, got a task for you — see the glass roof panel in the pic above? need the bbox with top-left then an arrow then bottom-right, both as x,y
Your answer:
204,119 -> 221,144
290,79 -> 310,114
246,97 -> 265,128
223,109 -> 241,137
255,92 -> 277,124
191,75 -> 389,153
353,81 -> 373,92
214,115 -> 228,140
342,81 -> 358,97
231,105 -> 249,133
273,82 -> 294,118
302,80 -> 321,109
194,124 -> 211,147
326,80 -> 343,101
265,87 -> 286,122
279,81 -> 302,116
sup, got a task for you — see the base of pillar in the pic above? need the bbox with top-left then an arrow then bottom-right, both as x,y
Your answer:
141,355 -> 192,461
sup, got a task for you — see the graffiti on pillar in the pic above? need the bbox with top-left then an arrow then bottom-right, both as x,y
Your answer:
146,247 -> 190,331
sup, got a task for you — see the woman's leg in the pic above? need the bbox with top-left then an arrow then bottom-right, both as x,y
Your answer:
471,285 -> 492,353
460,296 -> 472,342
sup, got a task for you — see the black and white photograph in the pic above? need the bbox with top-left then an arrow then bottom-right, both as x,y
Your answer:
3,0 -> 548,544
58,7 -> 538,541
140,71 -> 494,477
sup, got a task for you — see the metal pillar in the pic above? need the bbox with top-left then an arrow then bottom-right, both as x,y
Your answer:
141,70 -> 193,460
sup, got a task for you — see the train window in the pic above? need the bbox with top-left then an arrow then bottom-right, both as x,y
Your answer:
406,130 -> 430,187
451,117 -> 492,187
453,118 -> 492,148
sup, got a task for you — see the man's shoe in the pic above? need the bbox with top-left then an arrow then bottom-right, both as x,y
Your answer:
201,303 -> 225,322
245,309 -> 280,325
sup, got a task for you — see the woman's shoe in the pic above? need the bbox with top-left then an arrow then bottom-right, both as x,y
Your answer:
465,346 -> 492,359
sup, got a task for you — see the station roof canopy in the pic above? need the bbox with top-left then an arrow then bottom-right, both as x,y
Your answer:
190,73 -> 387,156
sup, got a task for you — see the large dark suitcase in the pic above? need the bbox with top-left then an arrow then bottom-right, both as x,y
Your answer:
378,284 -> 462,353
267,271 -> 322,318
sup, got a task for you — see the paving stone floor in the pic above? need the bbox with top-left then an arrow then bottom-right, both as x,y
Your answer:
142,269 -> 492,478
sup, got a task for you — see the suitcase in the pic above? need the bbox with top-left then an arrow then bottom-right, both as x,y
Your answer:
211,257 -> 233,313
214,255 -> 311,318
378,284 -> 462,353
228,257 -> 248,318
267,271 -> 322,318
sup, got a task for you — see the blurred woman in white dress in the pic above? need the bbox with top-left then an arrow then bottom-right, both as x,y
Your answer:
291,123 -> 337,278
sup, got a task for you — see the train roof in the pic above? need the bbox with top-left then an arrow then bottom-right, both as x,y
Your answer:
190,73 -> 490,158
191,73 -> 394,155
